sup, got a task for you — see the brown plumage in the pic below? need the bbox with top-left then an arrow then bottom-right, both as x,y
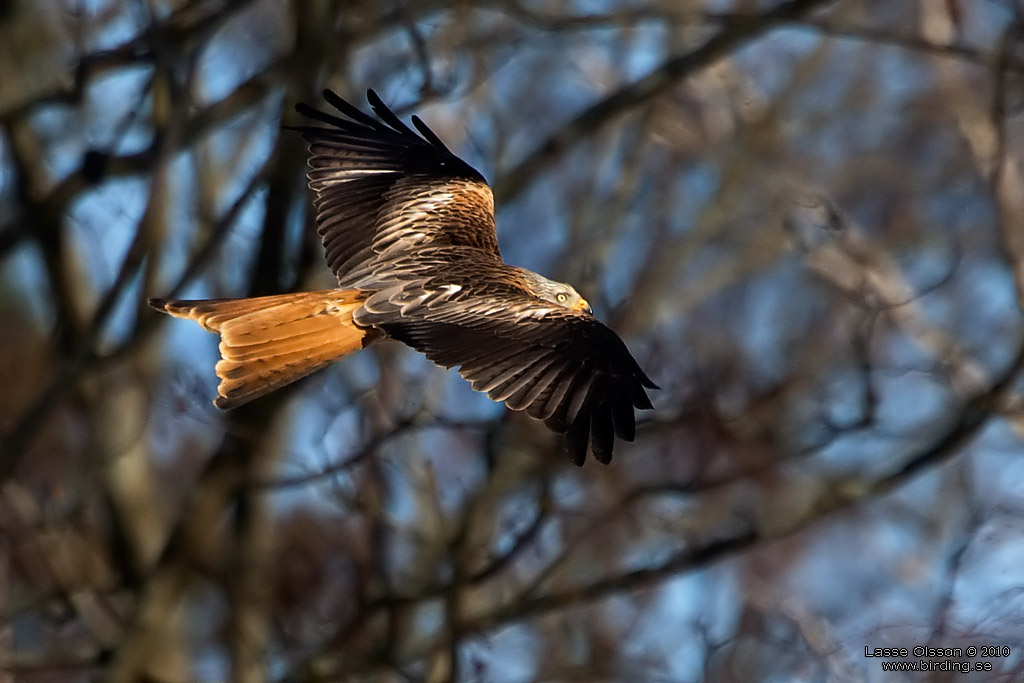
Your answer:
150,291 -> 380,409
150,90 -> 657,465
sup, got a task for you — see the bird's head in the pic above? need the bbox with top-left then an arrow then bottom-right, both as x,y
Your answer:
524,272 -> 592,315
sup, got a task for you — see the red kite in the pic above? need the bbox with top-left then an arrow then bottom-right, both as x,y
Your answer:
150,90 -> 657,464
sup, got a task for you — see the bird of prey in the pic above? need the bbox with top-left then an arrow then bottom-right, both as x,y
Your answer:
150,90 -> 657,464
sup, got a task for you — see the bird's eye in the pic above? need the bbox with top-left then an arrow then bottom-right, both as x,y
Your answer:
556,293 -> 568,303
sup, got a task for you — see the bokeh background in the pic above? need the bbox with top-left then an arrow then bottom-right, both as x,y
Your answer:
2,0 -> 1024,681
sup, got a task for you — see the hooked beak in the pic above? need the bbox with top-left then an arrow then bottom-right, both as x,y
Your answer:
575,298 -> 592,315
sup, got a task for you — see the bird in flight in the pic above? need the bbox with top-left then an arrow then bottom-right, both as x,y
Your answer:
150,90 -> 657,464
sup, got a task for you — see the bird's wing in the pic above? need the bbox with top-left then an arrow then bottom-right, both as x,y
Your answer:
353,256 -> 658,465
290,90 -> 499,287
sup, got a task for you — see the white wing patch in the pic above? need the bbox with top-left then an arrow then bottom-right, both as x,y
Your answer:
389,283 -> 467,316
323,168 -> 397,180
514,306 -> 557,321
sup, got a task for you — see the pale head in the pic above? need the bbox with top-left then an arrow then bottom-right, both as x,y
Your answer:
520,270 -> 592,315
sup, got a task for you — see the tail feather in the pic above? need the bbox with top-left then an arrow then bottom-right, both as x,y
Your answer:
149,290 -> 379,409
218,310 -> 349,360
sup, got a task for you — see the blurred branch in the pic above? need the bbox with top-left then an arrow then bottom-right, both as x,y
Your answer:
494,0 -> 837,203
0,61 -> 283,261
789,189 -> 989,395
465,481 -> 551,586
104,438 -> 251,682
505,1 -> 1024,76
2,118 -> 81,351
918,5 -> 1024,302
434,332 -> 1024,644
0,0 -> 260,122
1,482 -> 122,655
261,416 -> 493,491
988,21 -> 1024,305
459,529 -> 760,637
620,39 -> 831,335
0,71 -> 281,480
706,12 -> 1024,72
500,3 -> 695,32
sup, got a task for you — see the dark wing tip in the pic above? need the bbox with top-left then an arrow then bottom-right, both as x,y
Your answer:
610,393 -> 636,442
564,408 -> 590,466
630,359 -> 659,391
626,375 -> 656,410
293,101 -> 317,118
542,327 -> 658,465
290,88 -> 487,184
590,406 -> 614,464
634,390 -> 655,411
411,114 -> 450,151
365,89 -> 417,137
323,89 -> 379,127
148,297 -> 168,311
289,89 -> 389,136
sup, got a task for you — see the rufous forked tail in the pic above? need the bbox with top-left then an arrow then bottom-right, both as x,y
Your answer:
148,290 -> 379,409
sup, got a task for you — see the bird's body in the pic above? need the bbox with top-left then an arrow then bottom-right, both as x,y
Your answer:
151,90 -> 656,464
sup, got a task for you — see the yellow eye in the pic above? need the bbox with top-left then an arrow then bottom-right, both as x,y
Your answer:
556,293 -> 568,303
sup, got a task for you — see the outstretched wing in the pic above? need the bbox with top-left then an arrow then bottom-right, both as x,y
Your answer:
290,90 -> 499,287
353,259 -> 658,465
